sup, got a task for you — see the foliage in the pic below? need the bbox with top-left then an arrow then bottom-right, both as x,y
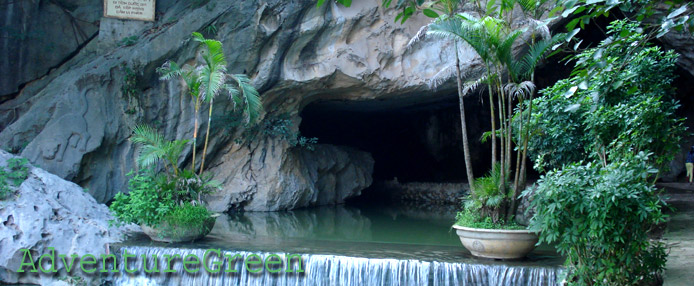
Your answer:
527,153 -> 667,286
220,112 -> 318,150
164,202 -> 211,228
109,169 -> 216,227
203,23 -> 218,37
158,32 -> 263,175
555,0 -> 692,45
456,164 -> 525,227
455,206 -> 525,230
0,158 -> 29,199
523,20 -> 685,286
110,170 -> 173,227
524,22 -> 685,173
130,125 -> 188,176
111,125 -> 218,228
119,36 -> 139,47
120,63 -> 140,102
463,163 -> 510,221
426,0 -> 560,223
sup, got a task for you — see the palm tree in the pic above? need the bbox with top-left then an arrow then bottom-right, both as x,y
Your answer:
158,33 -> 262,175
421,1 -> 477,192
130,124 -> 188,177
158,61 -> 202,173
429,2 -> 564,220
190,32 -> 263,175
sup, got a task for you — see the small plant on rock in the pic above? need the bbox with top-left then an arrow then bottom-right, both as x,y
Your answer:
0,158 -> 29,200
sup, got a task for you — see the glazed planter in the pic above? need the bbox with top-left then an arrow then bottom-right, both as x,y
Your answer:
142,215 -> 217,243
453,225 -> 538,259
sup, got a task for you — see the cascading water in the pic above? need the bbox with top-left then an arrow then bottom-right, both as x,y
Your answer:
112,246 -> 562,286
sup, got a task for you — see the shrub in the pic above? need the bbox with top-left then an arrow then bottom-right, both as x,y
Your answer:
110,169 -> 216,227
525,21 -> 684,173
528,153 -> 667,285
0,158 -> 29,199
523,21 -> 683,285
164,203 -> 211,228
456,164 -> 523,229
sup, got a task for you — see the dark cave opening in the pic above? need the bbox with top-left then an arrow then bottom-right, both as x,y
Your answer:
299,94 -> 495,184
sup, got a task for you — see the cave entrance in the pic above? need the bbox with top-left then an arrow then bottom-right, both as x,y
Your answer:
299,93 -> 493,204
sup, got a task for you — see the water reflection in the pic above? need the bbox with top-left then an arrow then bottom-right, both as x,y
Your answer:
210,202 -> 460,246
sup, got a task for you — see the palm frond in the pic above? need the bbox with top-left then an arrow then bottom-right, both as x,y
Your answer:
496,29 -> 523,76
232,74 -> 263,123
429,62 -> 456,89
199,65 -> 226,102
517,33 -> 566,78
406,25 -> 429,51
428,16 -> 491,62
157,61 -> 185,81
504,81 -> 535,100
462,73 -> 489,96
131,125 -> 167,169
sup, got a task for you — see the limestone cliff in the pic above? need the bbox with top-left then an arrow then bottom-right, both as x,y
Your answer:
0,0 -> 459,211
2,0 -> 693,211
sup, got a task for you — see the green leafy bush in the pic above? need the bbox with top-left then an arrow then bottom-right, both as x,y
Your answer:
165,203 -> 211,228
527,153 -> 667,285
110,169 -> 216,227
0,158 -> 29,199
524,21 -> 685,173
524,21 -> 683,285
455,207 -> 524,230
110,126 -> 217,228
456,164 -> 523,229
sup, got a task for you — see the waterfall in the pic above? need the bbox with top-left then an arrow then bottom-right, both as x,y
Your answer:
112,246 -> 561,286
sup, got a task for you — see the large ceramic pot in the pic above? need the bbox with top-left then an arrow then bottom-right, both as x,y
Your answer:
142,215 -> 217,243
453,225 -> 538,259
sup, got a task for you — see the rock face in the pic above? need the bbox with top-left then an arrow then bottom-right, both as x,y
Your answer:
0,0 -> 101,97
0,150 -> 131,285
3,0 -> 692,211
207,143 -> 374,212
0,0 -> 462,211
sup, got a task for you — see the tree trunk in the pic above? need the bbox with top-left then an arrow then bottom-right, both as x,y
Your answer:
496,72 -> 506,188
199,97 -> 214,175
455,43 -> 476,192
486,66 -> 497,167
192,97 -> 201,173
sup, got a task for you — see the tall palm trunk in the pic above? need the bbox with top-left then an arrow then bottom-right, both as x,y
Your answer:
486,65 -> 497,166
199,97 -> 214,175
455,42 -> 476,192
505,77 -> 512,181
513,95 -> 524,194
518,73 -> 535,192
192,97 -> 201,173
496,71 -> 507,216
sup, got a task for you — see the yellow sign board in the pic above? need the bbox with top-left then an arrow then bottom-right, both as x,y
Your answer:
104,0 -> 155,21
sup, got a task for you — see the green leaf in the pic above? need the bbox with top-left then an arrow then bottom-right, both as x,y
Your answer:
422,8 -> 439,18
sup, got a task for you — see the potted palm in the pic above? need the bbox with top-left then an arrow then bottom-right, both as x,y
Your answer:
452,165 -> 538,259
110,125 -> 220,242
420,0 -> 559,259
